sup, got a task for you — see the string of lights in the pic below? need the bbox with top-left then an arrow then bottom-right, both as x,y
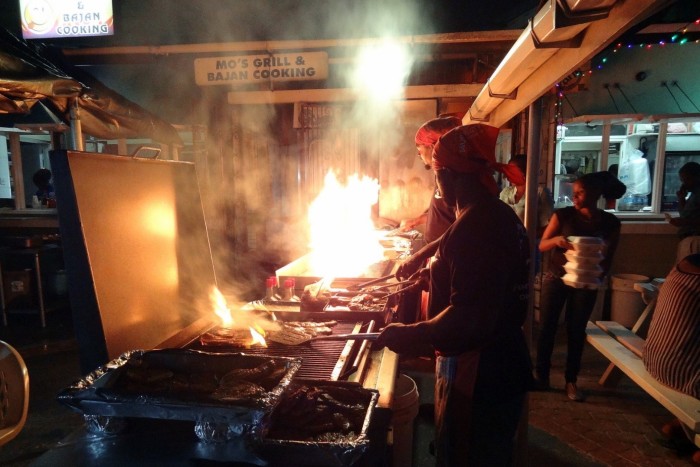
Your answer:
553,18 -> 700,122
592,18 -> 700,73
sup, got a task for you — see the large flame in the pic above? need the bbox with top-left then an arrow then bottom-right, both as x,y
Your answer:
211,287 -> 233,327
307,170 -> 384,277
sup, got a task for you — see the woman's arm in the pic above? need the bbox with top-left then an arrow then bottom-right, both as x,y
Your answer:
538,212 -> 571,252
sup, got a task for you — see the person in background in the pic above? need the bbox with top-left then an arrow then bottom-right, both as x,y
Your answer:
499,154 -> 553,237
534,171 -> 626,401
376,124 -> 532,465
32,168 -> 56,207
394,116 -> 462,323
605,164 -> 619,210
642,252 -> 700,462
398,116 -> 462,241
666,161 -> 700,263
395,118 -> 522,282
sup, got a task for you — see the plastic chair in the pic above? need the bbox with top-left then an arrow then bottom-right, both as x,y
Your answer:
0,340 -> 29,446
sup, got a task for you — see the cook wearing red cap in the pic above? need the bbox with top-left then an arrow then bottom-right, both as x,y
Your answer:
415,116 -> 463,167
395,116 -> 463,286
376,123 -> 532,465
432,123 -> 522,197
398,116 -> 462,236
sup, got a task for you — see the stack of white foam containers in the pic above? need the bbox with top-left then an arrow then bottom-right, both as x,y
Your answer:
562,236 -> 604,289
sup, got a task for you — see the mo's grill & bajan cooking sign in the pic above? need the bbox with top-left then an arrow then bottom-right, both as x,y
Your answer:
195,52 -> 328,86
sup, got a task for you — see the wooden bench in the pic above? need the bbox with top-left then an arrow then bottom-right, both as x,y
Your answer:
585,321 -> 700,448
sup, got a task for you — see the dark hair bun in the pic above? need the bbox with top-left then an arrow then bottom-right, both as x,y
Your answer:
577,171 -> 626,200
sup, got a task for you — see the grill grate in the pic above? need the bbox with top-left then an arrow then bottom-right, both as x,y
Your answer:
189,321 -> 358,380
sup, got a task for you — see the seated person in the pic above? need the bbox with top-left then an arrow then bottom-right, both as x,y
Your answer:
643,253 -> 700,459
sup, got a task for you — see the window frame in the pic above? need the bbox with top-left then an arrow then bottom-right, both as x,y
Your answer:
556,114 -> 700,220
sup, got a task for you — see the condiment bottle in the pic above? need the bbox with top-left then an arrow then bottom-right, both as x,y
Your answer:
282,278 -> 298,301
265,276 -> 278,301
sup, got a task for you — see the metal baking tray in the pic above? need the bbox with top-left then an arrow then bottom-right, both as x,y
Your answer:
57,349 -> 302,438
253,380 -> 379,467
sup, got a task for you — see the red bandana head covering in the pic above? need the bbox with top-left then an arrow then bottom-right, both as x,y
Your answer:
502,162 -> 526,186
432,124 -> 504,195
414,116 -> 462,147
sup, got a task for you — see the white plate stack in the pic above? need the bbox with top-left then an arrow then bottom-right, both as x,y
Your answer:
562,236 -> 605,289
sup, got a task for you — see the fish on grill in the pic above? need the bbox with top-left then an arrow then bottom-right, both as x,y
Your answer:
348,293 -> 383,311
267,320 -> 338,345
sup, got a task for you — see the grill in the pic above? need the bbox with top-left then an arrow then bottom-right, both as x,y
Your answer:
191,321 -> 368,381
51,151 -> 400,465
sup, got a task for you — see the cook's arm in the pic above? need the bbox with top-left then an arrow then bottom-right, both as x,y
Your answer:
399,211 -> 428,231
378,233 -> 509,354
394,236 -> 441,280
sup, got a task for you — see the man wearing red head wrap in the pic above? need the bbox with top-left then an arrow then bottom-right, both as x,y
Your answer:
398,116 -> 462,239
415,116 -> 463,150
376,123 -> 533,465
432,123 -> 520,195
394,117 -> 462,317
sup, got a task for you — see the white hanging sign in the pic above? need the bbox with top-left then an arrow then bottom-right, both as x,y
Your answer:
194,52 -> 328,86
20,0 -> 114,39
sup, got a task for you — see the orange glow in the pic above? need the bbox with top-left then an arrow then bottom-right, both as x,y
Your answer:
307,170 -> 384,277
142,201 -> 176,239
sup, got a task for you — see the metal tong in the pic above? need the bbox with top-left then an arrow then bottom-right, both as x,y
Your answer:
381,279 -> 423,299
366,278 -> 417,292
347,274 -> 395,291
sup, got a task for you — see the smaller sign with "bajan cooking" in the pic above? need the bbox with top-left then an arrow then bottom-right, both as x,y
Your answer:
194,52 -> 328,86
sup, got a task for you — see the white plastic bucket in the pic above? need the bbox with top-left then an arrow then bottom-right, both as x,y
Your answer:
610,274 -> 650,328
391,374 -> 420,467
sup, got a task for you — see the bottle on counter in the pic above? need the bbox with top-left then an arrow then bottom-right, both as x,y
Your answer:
265,276 -> 278,301
282,278 -> 299,301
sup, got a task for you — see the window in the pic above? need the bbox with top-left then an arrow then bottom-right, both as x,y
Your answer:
555,118 -> 700,217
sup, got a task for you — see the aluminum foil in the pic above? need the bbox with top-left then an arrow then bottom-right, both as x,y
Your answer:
253,380 -> 379,467
57,349 -> 302,442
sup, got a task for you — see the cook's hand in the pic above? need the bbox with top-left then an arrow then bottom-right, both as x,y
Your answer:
411,268 -> 430,292
395,254 -> 424,281
374,323 -> 428,355
399,218 -> 419,232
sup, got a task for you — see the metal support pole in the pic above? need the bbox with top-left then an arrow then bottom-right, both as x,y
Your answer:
69,99 -> 84,151
525,98 -> 543,348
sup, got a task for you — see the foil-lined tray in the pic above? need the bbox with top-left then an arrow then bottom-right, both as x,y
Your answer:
57,349 -> 302,440
254,380 -> 379,467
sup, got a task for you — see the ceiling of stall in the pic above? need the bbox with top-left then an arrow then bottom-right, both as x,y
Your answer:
0,0 -> 541,46
0,0 -> 697,128
461,0 -> 692,127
